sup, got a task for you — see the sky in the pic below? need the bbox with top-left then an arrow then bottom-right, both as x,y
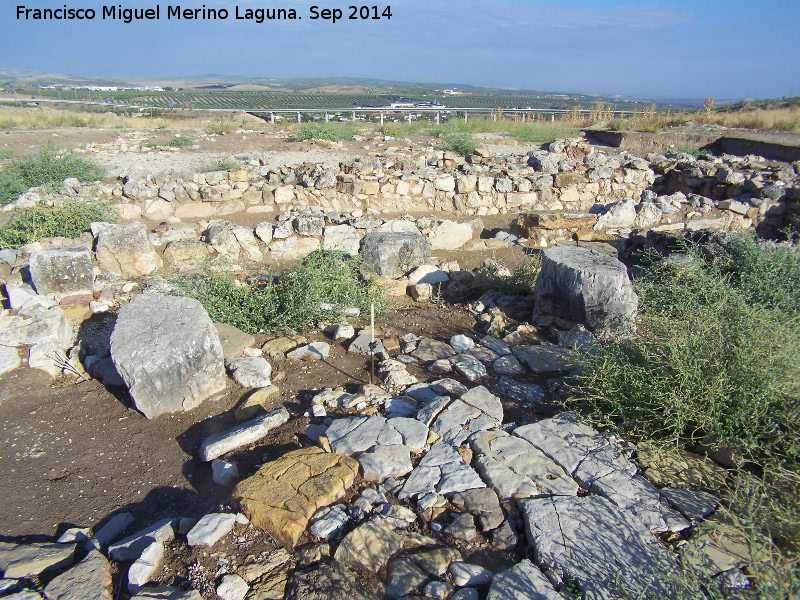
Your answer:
2,0 -> 799,99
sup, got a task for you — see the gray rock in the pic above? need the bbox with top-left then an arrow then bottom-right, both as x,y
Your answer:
411,338 -> 457,362
491,519 -> 518,551
428,220 -> 473,251
408,265 -> 450,286
445,513 -> 478,542
108,518 -> 174,562
497,376 -> 544,404
388,417 -> 428,452
56,528 -> 91,544
28,341 -> 65,377
127,541 -> 164,594
533,246 -> 638,339
452,589 -> 479,600
386,558 -> 429,598
323,225 -> 361,256
110,294 -> 226,419
216,574 -> 249,600
400,442 -> 484,499
212,459 -> 239,486
214,323 -> 256,360
451,488 -> 504,531
487,559 -> 561,600
0,306 -> 72,350
84,512 -> 134,552
480,336 -> 512,356
94,222 -> 162,278
0,580 -> 17,594
309,506 -> 349,540
416,395 -> 452,427
255,222 -> 274,244
186,513 -> 236,547
449,562 -> 493,586
430,378 -> 469,396
557,324 -> 596,351
325,323 -> 355,340
460,386 -> 503,421
0,542 -> 75,578
198,407 -> 289,461
284,560 -> 380,600
595,199 -> 637,230
450,354 -> 488,381
28,245 -> 93,297
424,580 -> 455,600
519,495 -> 681,598
661,488 -> 719,525
512,344 -> 577,375
348,333 -> 386,357
492,355 -> 526,376
527,154 -> 558,174
359,445 -> 413,483
359,232 -> 431,279
294,215 -> 325,237
450,334 -> 476,352
286,342 -> 330,360
431,400 -> 482,446
409,547 -> 462,577
0,345 -> 21,376
226,357 -> 272,388
5,591 -> 43,600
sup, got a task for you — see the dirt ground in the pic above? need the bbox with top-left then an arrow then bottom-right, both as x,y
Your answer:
0,295 -> 562,545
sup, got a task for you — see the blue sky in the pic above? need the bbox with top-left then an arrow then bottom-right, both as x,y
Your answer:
3,0 -> 799,99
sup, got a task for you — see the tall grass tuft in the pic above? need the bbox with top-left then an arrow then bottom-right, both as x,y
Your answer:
0,200 -> 117,249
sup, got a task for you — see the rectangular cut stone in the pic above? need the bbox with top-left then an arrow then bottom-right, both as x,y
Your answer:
199,408 -> 289,461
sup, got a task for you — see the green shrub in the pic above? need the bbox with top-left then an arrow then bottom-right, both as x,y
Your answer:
0,200 -> 117,249
166,135 -> 195,147
505,123 -> 580,144
172,250 -> 392,335
438,133 -> 476,156
295,123 -> 358,142
206,120 -> 237,135
0,147 -> 105,205
470,255 -> 542,298
196,155 -> 239,172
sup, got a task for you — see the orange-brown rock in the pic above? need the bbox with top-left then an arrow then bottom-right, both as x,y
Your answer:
233,447 -> 359,547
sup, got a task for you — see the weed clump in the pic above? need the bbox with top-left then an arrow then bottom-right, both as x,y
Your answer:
0,147 -> 105,205
166,135 -> 195,147
172,250 -> 392,335
196,155 -> 240,172
295,123 -> 359,142
0,200 -> 117,249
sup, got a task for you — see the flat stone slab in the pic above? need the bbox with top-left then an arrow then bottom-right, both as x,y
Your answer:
471,430 -> 578,500
233,447 -> 359,547
487,559 -> 562,600
450,354 -> 488,381
0,542 -> 75,578
186,513 -> 236,547
199,407 -> 289,462
128,541 -> 164,594
411,339 -> 457,362
459,386 -> 503,421
514,415 -> 688,532
43,550 -> 112,600
497,376 -> 545,404
214,323 -> 256,360
519,495 -> 681,599
512,344 -> 577,375
225,357 -> 272,388
334,520 -> 406,574
108,518 -> 175,562
661,488 -> 719,525
130,585 -> 202,599
358,444 -> 413,483
399,442 -> 485,500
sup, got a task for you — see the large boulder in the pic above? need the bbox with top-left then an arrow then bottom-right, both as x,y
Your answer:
28,245 -> 93,297
94,222 -> 162,278
533,246 -> 638,338
359,232 -> 431,279
110,294 -> 226,419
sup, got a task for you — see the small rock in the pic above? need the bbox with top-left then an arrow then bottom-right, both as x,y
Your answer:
449,562 -> 494,587
449,335 -> 475,352
226,357 -> 272,388
198,407 -> 289,462
187,513 -> 236,548
127,541 -> 164,594
286,342 -> 330,360
445,513 -> 478,542
424,580 -> 455,600
216,574 -> 249,600
212,459 -> 240,486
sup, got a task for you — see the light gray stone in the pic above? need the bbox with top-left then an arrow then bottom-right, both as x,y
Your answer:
254,222 -> 274,244
411,338 -> 457,362
110,294 -> 226,419
127,541 -> 164,594
212,459 -> 240,486
424,580 -> 455,600
431,400 -> 483,446
323,224 -> 361,256
408,265 -> 450,286
216,574 -> 249,600
595,199 -> 637,230
286,342 -> 330,360
28,245 -> 93,297
449,562 -> 493,587
388,417 -> 429,452
487,559 -> 561,600
661,488 -> 719,524
428,221 -> 473,250
519,495 -> 681,599
557,324 -> 596,351
28,341 -> 64,378
198,407 -> 289,461
450,354 -> 488,381
533,246 -> 638,339
512,343 -> 576,375
226,357 -> 272,388
386,558 -> 429,598
214,323 -> 256,360
130,585 -> 202,599
445,513 -> 478,542
0,542 -> 75,579
460,386 -> 503,421
348,333 -> 385,357
0,345 -> 21,376
452,589 -> 479,600
0,306 -> 72,350
416,395 -> 452,427
328,415 -> 403,454
108,519 -> 174,562
492,355 -> 526,376
359,445 -> 413,483
325,323 -> 355,340
309,506 -> 349,540
359,232 -> 431,279
451,488 -> 504,532
186,513 -> 236,548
